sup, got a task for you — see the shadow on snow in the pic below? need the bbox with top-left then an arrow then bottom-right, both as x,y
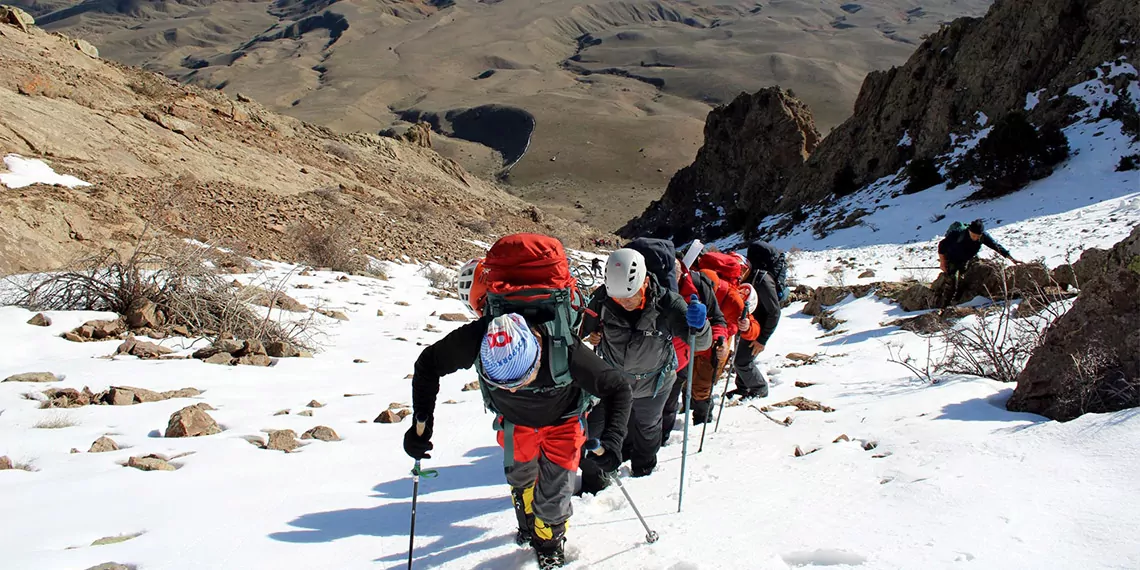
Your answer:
269,446 -> 514,569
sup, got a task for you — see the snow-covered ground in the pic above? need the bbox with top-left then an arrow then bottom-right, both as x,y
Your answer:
2,251 -> 1139,569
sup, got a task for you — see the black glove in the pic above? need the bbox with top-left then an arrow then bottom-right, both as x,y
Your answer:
403,419 -> 433,460
585,447 -> 621,473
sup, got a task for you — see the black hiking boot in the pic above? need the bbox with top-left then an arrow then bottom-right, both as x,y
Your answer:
534,538 -> 567,569
515,528 -> 534,546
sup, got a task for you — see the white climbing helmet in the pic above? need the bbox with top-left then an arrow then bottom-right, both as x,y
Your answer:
740,283 -> 758,315
605,248 -> 647,298
457,258 -> 482,309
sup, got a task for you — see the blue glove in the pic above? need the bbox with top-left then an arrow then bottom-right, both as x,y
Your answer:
685,294 -> 707,328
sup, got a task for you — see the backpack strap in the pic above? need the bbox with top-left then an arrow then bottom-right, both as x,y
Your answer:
494,415 -> 516,469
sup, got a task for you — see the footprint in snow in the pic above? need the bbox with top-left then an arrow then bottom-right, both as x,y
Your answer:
781,549 -> 867,567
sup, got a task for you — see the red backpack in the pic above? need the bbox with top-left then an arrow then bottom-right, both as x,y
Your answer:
697,252 -> 743,284
476,234 -> 589,405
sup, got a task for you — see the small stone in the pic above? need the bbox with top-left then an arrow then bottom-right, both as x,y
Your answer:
297,410 -> 313,417
353,359 -> 368,364
273,409 -> 290,416
786,352 -> 815,362
108,387 -> 136,406
794,381 -> 817,388
116,338 -> 173,359
307,400 -> 324,408
73,38 -> 99,58
863,441 -> 879,451
27,313 -> 52,327
395,301 -> 411,306
266,341 -> 300,358
266,429 -> 299,452
64,331 -> 85,342
125,298 -> 163,329
374,410 -> 403,423
301,426 -> 340,441
344,393 -> 366,398
442,399 -> 459,404
165,406 -> 221,438
298,350 -> 314,358
170,324 -> 191,337
376,309 -> 385,317
461,380 -> 481,392
337,275 -> 350,282
3,372 -> 60,383
71,448 -> 80,454
243,435 -> 267,448
237,340 -> 267,357
194,403 -> 216,411
127,456 -> 175,471
388,402 -> 407,410
204,352 -> 234,365
439,313 -> 469,322
833,434 -> 850,443
793,446 -> 819,457
872,452 -> 892,459
404,374 -> 413,379
84,564 -> 134,570
89,436 -> 119,453
858,269 -> 876,279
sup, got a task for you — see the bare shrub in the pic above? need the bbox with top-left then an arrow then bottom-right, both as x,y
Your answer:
4,236 -> 318,350
324,141 -> 359,162
825,266 -> 846,287
419,264 -> 455,290
34,412 -> 79,429
885,338 -> 941,383
1062,347 -> 1140,415
288,216 -> 366,274
458,218 -> 494,234
939,267 -> 1071,383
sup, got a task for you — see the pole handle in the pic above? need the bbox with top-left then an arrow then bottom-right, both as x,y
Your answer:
415,414 -> 427,437
585,438 -> 604,455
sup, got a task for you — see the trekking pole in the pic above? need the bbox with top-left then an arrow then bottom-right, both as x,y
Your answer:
586,440 -> 659,544
407,416 -> 439,570
895,266 -> 940,270
698,337 -> 724,453
714,343 -> 739,433
678,325 -> 697,513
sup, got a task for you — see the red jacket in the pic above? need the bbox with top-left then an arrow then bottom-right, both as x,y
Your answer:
672,270 -> 730,368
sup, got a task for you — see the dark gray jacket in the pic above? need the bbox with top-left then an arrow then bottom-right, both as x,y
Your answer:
582,276 -> 711,398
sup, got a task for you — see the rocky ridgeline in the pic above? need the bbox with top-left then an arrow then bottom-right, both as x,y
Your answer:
623,0 -> 1138,239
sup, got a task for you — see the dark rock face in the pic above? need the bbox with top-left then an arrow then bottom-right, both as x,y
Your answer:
1008,226 -> 1140,421
624,0 -> 1138,240
620,87 -> 818,241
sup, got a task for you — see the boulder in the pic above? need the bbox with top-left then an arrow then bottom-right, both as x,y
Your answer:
297,410 -> 313,417
895,283 -> 935,312
125,299 -> 163,329
193,339 -> 244,359
235,340 -> 267,357
27,313 -> 51,327
858,270 -> 876,279
126,455 -> 175,472
942,260 -> 1053,304
243,286 -> 308,312
266,341 -> 300,358
89,319 -> 127,340
266,429 -> 299,452
0,456 -> 11,469
43,387 -> 93,408
108,387 -> 137,406
439,313 -> 470,322
0,5 -> 35,32
812,311 -> 843,331
273,409 -> 290,416
63,331 -> 85,342
892,312 -> 946,335
236,355 -> 272,367
3,372 -> 59,383
73,38 -> 99,58
115,338 -> 173,359
1008,227 -> 1140,421
165,406 -> 221,437
374,410 -> 404,423
307,400 -> 324,408
204,353 -> 234,365
302,426 -> 340,441
89,436 -> 119,453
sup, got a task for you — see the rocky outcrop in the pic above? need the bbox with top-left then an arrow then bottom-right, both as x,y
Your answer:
621,87 -> 819,241
1008,227 -> 1140,421
625,0 -> 1139,239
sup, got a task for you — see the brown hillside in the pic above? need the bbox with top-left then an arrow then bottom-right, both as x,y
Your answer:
0,18 -> 601,275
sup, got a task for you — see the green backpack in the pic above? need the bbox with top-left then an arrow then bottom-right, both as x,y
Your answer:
946,221 -> 969,238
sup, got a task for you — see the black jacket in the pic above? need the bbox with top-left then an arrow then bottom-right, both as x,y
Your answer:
745,241 -> 782,345
938,230 -> 1012,265
411,317 -> 632,454
581,276 -> 711,398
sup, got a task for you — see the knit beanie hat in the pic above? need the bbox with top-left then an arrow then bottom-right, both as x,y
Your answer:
479,313 -> 540,388
968,219 -> 985,234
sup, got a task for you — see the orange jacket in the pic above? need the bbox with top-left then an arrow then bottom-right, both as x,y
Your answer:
699,269 -> 759,342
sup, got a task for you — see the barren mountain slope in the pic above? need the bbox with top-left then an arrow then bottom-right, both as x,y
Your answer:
0,19 -> 600,275
11,0 -> 992,231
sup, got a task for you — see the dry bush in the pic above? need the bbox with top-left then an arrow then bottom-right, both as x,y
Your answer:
419,264 -> 455,290
3,236 -> 318,349
288,217 -> 366,274
939,267 -> 1070,383
1062,347 -> 1140,416
458,218 -> 494,234
825,266 -> 846,288
34,412 -> 79,429
885,338 -> 942,384
324,141 -> 360,162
